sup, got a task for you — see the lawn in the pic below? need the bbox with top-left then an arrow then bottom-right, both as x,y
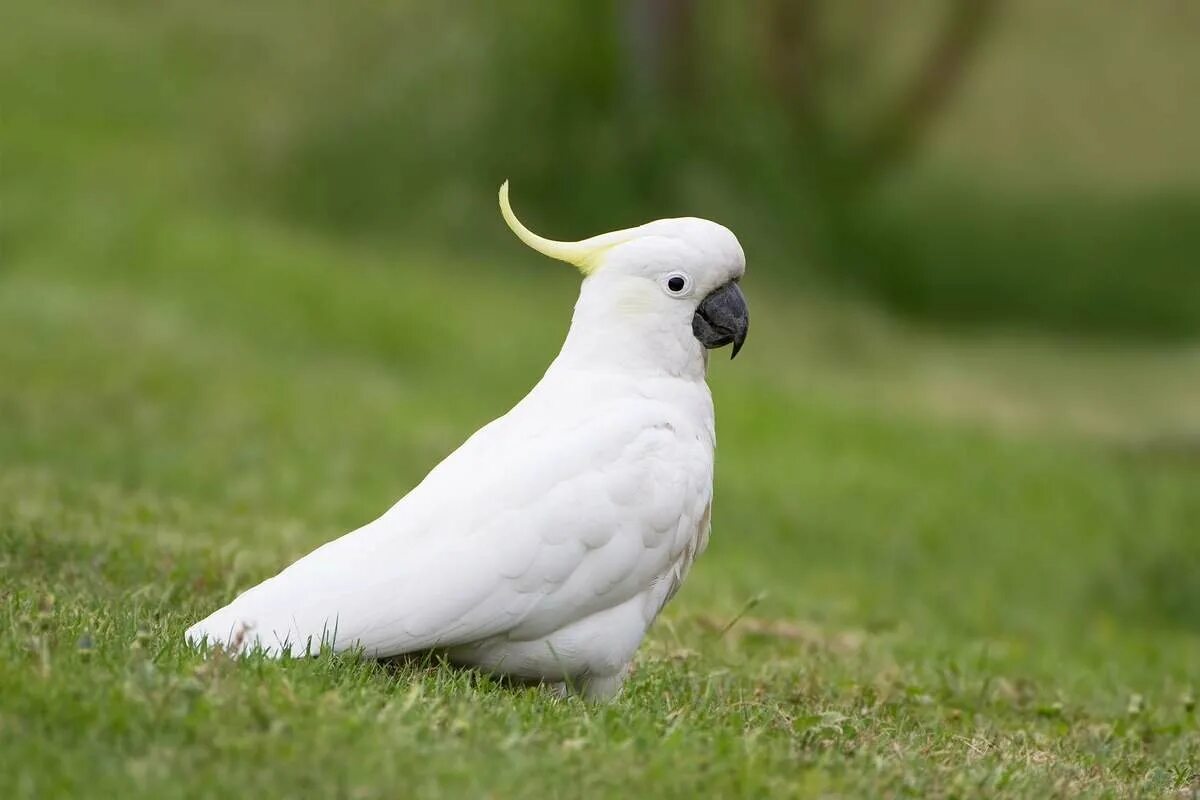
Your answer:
3,204 -> 1200,797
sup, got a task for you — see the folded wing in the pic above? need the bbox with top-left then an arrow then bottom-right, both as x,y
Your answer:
185,400 -> 710,657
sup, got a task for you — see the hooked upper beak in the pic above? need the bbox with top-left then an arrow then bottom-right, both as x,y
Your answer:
692,281 -> 749,359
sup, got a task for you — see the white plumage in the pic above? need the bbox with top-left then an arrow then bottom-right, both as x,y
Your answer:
186,183 -> 748,700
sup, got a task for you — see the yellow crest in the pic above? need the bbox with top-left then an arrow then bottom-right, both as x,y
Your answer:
499,182 -> 638,276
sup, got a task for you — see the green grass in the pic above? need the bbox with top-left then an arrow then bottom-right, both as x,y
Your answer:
3,204 -> 1200,797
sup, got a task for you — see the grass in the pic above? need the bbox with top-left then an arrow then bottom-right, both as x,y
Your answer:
3,203 -> 1200,797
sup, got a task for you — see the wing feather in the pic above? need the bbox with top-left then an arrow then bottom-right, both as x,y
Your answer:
186,396 -> 710,657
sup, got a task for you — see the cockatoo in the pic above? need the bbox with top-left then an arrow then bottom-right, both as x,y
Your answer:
186,183 -> 749,700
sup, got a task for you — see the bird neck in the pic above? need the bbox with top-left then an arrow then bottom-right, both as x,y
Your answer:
550,279 -> 708,381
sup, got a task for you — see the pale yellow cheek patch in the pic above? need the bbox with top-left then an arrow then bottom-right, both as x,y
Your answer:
613,285 -> 656,316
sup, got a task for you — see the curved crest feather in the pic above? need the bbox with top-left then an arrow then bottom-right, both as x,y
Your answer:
499,181 -> 635,275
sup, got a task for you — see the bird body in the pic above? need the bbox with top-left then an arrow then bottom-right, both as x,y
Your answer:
187,184 -> 748,700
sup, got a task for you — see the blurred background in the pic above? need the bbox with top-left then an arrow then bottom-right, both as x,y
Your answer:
4,1 -> 1200,674
7,0 -> 1200,335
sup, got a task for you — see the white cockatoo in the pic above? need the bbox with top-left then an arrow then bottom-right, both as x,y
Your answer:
186,183 -> 749,700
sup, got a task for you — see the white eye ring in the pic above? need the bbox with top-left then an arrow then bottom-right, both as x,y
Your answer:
662,271 -> 692,297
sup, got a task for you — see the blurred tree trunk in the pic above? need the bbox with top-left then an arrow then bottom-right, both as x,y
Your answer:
612,0 -> 998,227
765,0 -> 1001,201
620,0 -> 697,104
856,0 -> 1001,185
765,1 -> 825,155
618,0 -> 698,204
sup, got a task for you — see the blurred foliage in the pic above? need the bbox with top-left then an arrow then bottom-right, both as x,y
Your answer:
3,0 -> 1200,336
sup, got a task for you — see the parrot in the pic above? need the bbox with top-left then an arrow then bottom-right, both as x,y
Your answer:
185,182 -> 749,700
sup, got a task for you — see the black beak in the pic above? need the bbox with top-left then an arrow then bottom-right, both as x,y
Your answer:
692,281 -> 749,359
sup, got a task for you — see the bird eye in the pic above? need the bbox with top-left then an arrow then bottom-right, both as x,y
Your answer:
663,272 -> 691,296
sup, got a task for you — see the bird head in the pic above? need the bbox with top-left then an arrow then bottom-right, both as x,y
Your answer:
499,182 -> 749,372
